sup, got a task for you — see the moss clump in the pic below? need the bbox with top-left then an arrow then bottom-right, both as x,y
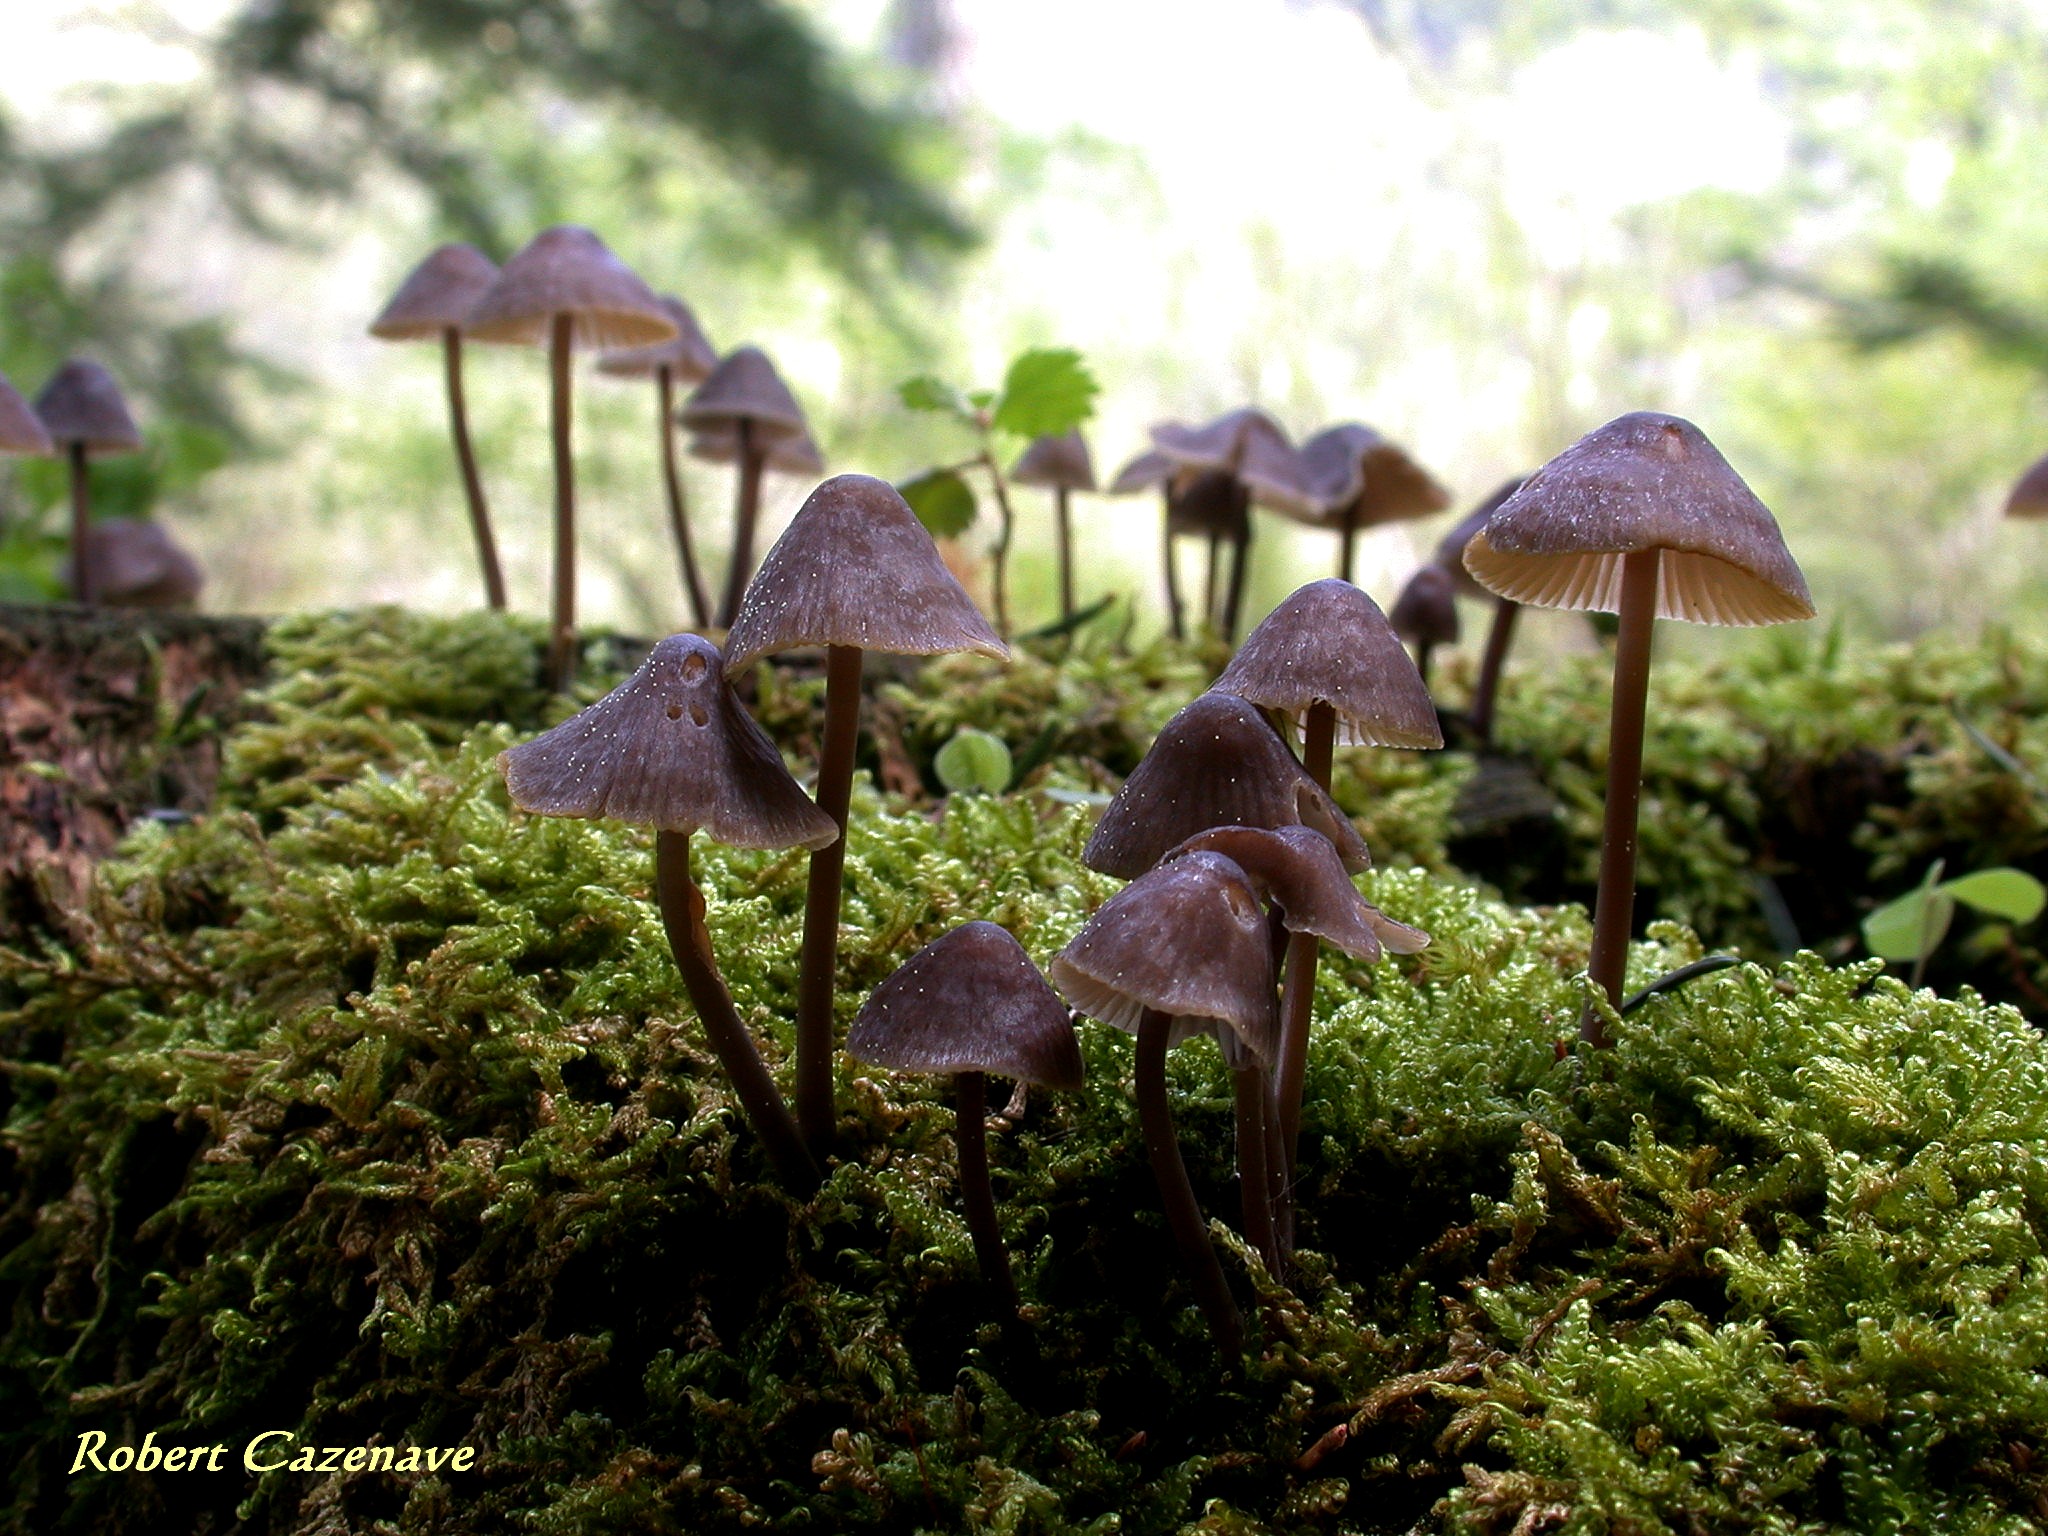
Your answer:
6,609 -> 2048,1532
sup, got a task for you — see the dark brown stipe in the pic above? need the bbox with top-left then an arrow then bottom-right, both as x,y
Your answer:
1137,1010 -> 1245,1361
1231,1059 -> 1280,1275
656,364 -> 711,627
1055,486 -> 1075,621
67,442 -> 93,605
954,1071 -> 1018,1312
444,327 -> 505,611
1471,598 -> 1520,749
1162,487 -> 1184,639
721,417 -> 762,629
796,642 -> 864,1151
1338,501 -> 1357,584
1274,699 -> 1337,1161
546,312 -> 577,692
1221,519 -> 1251,644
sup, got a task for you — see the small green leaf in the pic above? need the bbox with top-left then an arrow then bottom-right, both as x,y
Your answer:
934,729 -> 1012,795
1863,887 -> 1957,961
1940,868 -> 2047,924
990,348 -> 1098,440
898,469 -> 978,539
898,376 -> 972,420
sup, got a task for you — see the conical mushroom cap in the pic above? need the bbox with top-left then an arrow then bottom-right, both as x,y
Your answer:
1011,429 -> 1096,492
1434,478 -> 1525,601
462,225 -> 676,350
848,922 -> 1084,1089
1108,448 -> 1174,495
1294,423 -> 1452,530
1052,850 -> 1278,1067
1464,412 -> 1814,626
1167,825 -> 1428,959
0,373 -> 53,455
1210,578 -> 1443,750
1082,691 -> 1371,879
499,633 -> 838,849
688,422 -> 824,477
2005,453 -> 2048,519
1152,408 -> 1318,517
724,473 -> 1009,670
677,346 -> 808,438
34,360 -> 141,454
1389,563 -> 1461,649
369,244 -> 500,339
597,295 -> 720,382
75,519 -> 203,609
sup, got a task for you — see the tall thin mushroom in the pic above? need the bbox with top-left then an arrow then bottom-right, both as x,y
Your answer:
465,226 -> 676,692
1296,423 -> 1451,584
1010,429 -> 1097,624
33,360 -> 142,606
369,244 -> 508,610
1436,478 -> 1526,747
1106,447 -> 1182,638
725,474 -> 1008,1154
1464,412 -> 1813,1045
681,346 -> 811,627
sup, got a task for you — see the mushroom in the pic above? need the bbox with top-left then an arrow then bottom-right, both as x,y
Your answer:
2004,452 -> 2048,519
1464,412 -> 1813,1045
464,225 -> 676,692
0,371 -> 53,458
369,243 -> 508,610
1010,429 -> 1097,624
74,519 -> 203,609
725,474 -> 1008,1153
33,359 -> 142,606
1388,562 -> 1461,686
1052,849 -> 1277,1358
847,922 -> 1083,1312
1434,478 -> 1526,748
499,632 -> 837,1190
1105,447 -> 1184,638
679,346 -> 812,627
1295,423 -> 1452,584
689,422 -> 824,480
597,295 -> 721,627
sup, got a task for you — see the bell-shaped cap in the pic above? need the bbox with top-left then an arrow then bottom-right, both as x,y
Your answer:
2005,453 -> 2048,519
848,922 -> 1084,1089
1389,563 -> 1461,649
688,422 -> 824,477
1108,448 -> 1174,495
500,633 -> 838,850
1434,478 -> 1525,601
724,473 -> 1009,670
1052,850 -> 1278,1066
462,225 -> 676,351
75,519 -> 203,608
678,345 -> 808,439
1295,423 -> 1452,529
1011,429 -> 1097,492
34,360 -> 142,454
1082,691 -> 1370,879
1464,412 -> 1814,626
1210,578 -> 1443,750
596,295 -> 720,382
1166,825 -> 1428,959
0,373 -> 53,455
369,244 -> 500,340
1152,408 -> 1318,517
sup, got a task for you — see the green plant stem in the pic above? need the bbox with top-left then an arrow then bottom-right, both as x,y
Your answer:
1471,598 -> 1521,749
719,418 -> 764,628
1054,486 -> 1075,622
656,365 -> 710,628
795,643 -> 864,1153
982,446 -> 1015,637
1136,1010 -> 1245,1360
442,328 -> 505,611
1275,701 -> 1337,1166
67,442 -> 93,605
1581,548 -> 1661,1046
545,312 -> 577,692
653,830 -> 819,1193
1230,1060 -> 1280,1276
954,1071 -> 1018,1313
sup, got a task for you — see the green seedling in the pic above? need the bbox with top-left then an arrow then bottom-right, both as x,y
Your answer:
1863,858 -> 2046,989
933,727 -> 1011,795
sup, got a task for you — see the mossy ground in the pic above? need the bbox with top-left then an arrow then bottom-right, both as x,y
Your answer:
4,609 -> 2048,1534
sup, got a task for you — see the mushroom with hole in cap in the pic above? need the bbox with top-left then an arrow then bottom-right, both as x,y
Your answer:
1053,849 -> 1278,1358
370,243 -> 509,611
1010,429 -> 1097,624
725,473 -> 1008,1154
848,921 -> 1082,1314
597,295 -> 721,628
34,359 -> 143,607
680,346 -> 812,627
1434,477 -> 1526,748
465,225 -> 676,691
1295,423 -> 1452,584
499,632 -> 836,1191
1463,411 -> 1814,1045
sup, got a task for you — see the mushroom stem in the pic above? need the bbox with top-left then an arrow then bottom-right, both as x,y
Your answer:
1054,485 -> 1075,622
1136,1010 -> 1245,1359
545,311 -> 577,692
1221,520 -> 1252,644
656,365 -> 711,628
1230,1060 -> 1281,1275
1203,530 -> 1222,630
983,448 -> 1015,637
654,830 -> 820,1193
1413,639 -> 1435,689
442,327 -> 506,611
954,1070 -> 1019,1313
1581,547 -> 1660,1046
1274,699 -> 1336,1165
1470,598 -> 1521,749
1338,501 -> 1358,585
719,418 -> 764,628
795,642 -> 864,1152
1162,491 -> 1185,641
67,441 -> 94,605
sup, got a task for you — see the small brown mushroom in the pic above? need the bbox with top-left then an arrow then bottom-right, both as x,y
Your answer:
725,473 -> 1008,1154
73,519 -> 203,609
1388,563 -> 1461,686
1435,477 -> 1526,747
0,372 -> 53,457
34,360 -> 143,606
465,226 -> 676,691
1011,429 -> 1098,623
1296,423 -> 1452,583
370,243 -> 508,610
679,346 -> 812,627
500,632 -> 836,1189
848,922 -> 1082,1312
2004,452 -> 2048,519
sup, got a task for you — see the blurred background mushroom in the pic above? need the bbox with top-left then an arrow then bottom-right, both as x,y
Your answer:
1010,428 -> 1096,624
1295,422 -> 1451,584
33,359 -> 143,606
681,346 -> 813,628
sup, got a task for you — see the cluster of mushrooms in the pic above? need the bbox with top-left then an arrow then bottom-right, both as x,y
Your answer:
494,409 -> 1815,1359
